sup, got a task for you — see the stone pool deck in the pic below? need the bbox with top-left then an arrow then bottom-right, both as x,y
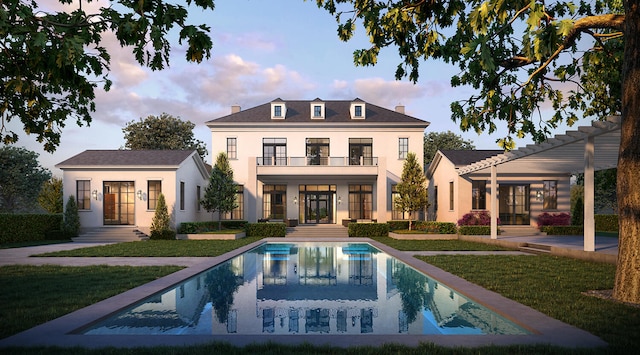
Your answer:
0,236 -> 614,350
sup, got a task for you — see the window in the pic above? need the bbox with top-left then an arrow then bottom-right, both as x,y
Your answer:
349,184 -> 373,219
472,180 -> 486,210
76,180 -> 91,210
449,181 -> 454,210
222,185 -> 244,220
274,105 -> 282,117
398,138 -> 408,159
434,186 -> 438,214
263,185 -> 286,219
306,138 -> 329,165
313,105 -> 322,117
227,138 -> 237,159
354,105 -> 362,117
196,185 -> 201,211
349,138 -> 373,165
543,180 -> 558,209
391,185 -> 407,220
180,182 -> 185,210
263,138 -> 287,165
147,180 -> 161,210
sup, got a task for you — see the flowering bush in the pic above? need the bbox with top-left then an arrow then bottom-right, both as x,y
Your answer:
537,212 -> 571,226
457,211 -> 499,226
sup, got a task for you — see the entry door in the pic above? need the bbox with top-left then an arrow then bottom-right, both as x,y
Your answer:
304,193 -> 333,224
499,185 -> 530,225
103,182 -> 135,225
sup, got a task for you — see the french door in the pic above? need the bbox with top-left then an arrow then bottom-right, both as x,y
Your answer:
103,182 -> 135,225
499,185 -> 530,225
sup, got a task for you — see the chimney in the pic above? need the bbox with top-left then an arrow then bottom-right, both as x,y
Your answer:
395,105 -> 405,114
231,105 -> 241,114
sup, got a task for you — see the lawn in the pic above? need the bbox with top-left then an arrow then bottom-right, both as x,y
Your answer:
2,238 -> 638,354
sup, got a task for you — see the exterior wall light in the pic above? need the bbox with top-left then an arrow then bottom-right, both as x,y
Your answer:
338,196 -> 342,205
92,190 -> 98,200
293,197 -> 298,205
535,190 -> 543,201
137,190 -> 143,200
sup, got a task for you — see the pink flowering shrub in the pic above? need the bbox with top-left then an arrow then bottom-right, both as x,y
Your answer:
457,211 -> 499,226
537,212 -> 571,226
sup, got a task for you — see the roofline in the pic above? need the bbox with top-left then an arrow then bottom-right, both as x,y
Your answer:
206,122 -> 430,129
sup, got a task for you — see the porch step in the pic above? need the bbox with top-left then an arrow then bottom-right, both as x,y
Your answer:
519,243 -> 552,255
72,227 -> 148,243
499,226 -> 546,236
286,225 -> 349,238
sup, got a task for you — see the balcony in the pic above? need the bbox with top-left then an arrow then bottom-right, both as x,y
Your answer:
256,156 -> 379,177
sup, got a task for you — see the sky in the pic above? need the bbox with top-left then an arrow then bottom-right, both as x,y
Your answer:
7,0 -> 595,176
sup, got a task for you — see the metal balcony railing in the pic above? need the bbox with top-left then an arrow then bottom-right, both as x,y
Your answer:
256,156 -> 378,166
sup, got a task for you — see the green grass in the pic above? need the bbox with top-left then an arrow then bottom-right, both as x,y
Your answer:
370,236 -> 513,251
0,240 -> 71,249
0,265 -> 182,339
35,237 -> 267,257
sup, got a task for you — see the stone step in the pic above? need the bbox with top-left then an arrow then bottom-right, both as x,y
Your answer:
73,227 -> 148,243
500,226 -> 546,236
519,243 -> 552,255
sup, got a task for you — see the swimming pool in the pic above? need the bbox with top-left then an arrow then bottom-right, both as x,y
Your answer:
81,242 -> 528,336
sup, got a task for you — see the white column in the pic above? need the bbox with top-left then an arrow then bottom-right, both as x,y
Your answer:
584,136 -> 595,251
491,164 -> 498,239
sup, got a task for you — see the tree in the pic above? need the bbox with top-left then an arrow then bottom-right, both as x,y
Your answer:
201,152 -> 237,230
61,195 -> 80,237
150,193 -> 175,240
0,146 -> 51,213
38,177 -> 63,214
122,113 -> 207,160
394,152 -> 429,230
424,131 -> 475,166
575,168 -> 618,213
316,0 -> 640,304
1,0 -> 214,152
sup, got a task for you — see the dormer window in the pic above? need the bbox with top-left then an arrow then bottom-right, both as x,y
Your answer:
310,99 -> 325,119
270,99 -> 286,119
350,100 -> 366,119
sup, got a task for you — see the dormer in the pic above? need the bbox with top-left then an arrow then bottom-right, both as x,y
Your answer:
350,99 -> 366,120
271,98 -> 286,120
311,98 -> 325,120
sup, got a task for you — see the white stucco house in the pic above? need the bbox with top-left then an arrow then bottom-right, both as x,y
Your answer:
206,98 -> 430,225
56,150 -> 210,234
426,149 -> 572,227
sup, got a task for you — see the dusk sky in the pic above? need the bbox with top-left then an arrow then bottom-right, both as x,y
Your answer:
9,0 -> 594,175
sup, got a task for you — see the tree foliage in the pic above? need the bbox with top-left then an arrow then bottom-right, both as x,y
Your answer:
1,0 -> 215,152
0,146 -> 51,213
575,168 -> 618,213
424,131 -> 475,165
38,177 -> 63,214
62,195 -> 80,237
394,152 -> 429,230
150,193 -> 175,240
201,152 -> 237,230
122,113 -> 207,160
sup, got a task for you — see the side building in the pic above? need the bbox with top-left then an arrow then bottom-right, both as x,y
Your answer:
206,98 -> 430,225
56,150 -> 210,234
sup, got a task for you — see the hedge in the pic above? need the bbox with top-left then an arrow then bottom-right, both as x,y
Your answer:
348,222 -> 389,237
540,225 -> 584,235
458,225 -> 494,235
387,220 -> 457,234
178,220 -> 249,234
595,215 -> 618,232
246,222 -> 286,237
0,214 -> 65,244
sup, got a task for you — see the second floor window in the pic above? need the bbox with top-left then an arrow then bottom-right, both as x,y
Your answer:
263,138 -> 287,165
227,138 -> 237,159
349,138 -> 373,165
398,137 -> 408,159
472,180 -> 486,210
354,105 -> 363,117
306,138 -> 329,165
274,105 -> 282,117
543,180 -> 558,210
313,105 -> 322,117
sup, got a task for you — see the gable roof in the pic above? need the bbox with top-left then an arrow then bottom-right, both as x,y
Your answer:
439,150 -> 504,167
56,150 -> 199,168
206,98 -> 429,127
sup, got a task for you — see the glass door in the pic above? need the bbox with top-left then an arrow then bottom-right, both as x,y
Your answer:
103,182 -> 135,225
304,193 -> 333,224
499,185 -> 530,225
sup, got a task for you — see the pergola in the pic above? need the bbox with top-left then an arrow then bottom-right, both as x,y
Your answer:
456,116 -> 621,251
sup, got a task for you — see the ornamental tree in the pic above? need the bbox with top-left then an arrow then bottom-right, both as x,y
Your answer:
201,152 -> 237,230
394,152 -> 429,230
315,0 -> 640,304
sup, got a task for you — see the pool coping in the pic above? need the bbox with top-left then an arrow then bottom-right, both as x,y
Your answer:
0,237 -> 607,349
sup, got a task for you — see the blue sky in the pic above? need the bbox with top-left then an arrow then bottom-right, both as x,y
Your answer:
9,0 -> 593,175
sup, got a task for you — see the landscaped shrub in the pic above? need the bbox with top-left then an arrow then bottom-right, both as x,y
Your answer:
61,195 -> 80,238
387,220 -> 409,230
458,225 -> 493,235
595,214 -> 618,232
348,222 -> 389,237
540,225 -> 584,235
414,221 -> 457,234
179,220 -> 249,233
537,212 -> 571,227
571,196 -> 584,226
0,213 -> 64,243
150,194 -> 176,240
458,211 -> 497,226
246,222 -> 286,237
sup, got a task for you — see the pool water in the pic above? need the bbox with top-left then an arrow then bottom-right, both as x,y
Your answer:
83,242 -> 529,335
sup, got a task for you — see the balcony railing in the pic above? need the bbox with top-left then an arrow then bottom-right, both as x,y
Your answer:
256,156 -> 378,166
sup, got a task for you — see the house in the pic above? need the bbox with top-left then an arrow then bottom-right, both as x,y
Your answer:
56,150 -> 210,234
205,98 -> 430,224
426,149 -> 572,227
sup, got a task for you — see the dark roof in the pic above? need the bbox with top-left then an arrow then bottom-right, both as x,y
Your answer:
56,150 -> 197,167
440,150 -> 504,166
206,99 -> 428,125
